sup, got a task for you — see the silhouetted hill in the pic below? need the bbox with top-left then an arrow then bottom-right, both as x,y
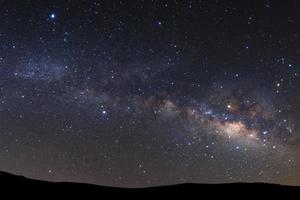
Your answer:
0,171 -> 299,197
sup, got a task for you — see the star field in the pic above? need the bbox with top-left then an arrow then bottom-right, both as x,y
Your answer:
0,0 -> 300,187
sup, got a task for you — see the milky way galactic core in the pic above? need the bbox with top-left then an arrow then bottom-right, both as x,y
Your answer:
1,0 -> 300,187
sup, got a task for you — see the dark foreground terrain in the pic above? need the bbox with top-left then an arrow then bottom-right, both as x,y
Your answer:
0,171 -> 299,197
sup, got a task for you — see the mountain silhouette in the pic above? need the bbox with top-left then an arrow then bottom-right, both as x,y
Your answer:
0,171 -> 299,197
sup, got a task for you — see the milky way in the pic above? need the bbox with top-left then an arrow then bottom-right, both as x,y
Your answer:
0,0 -> 300,187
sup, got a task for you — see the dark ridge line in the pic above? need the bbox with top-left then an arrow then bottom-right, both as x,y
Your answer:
0,170 -> 299,194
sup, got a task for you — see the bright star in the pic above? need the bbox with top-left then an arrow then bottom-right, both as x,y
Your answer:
49,13 -> 56,19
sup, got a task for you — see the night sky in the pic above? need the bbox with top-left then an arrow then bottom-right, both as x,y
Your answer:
1,0 -> 300,187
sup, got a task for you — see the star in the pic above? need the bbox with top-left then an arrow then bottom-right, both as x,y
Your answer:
49,13 -> 56,20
